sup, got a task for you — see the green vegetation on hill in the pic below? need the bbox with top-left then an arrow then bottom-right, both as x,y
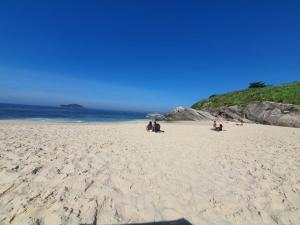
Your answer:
192,82 -> 300,110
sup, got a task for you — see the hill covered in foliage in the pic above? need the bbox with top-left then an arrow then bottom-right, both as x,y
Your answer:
192,82 -> 300,110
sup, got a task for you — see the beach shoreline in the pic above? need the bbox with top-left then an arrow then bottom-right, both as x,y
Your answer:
0,120 -> 299,225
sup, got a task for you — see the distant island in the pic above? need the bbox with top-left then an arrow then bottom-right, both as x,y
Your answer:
60,104 -> 84,109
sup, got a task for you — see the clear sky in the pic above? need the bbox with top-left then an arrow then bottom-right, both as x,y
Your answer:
0,1 -> 299,112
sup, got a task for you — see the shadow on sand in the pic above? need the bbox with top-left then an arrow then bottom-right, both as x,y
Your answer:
80,218 -> 192,225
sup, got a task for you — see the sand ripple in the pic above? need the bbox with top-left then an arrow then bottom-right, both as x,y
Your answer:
0,121 -> 299,225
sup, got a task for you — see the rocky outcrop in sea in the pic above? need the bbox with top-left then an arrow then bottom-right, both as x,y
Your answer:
164,107 -> 214,121
146,107 -> 213,121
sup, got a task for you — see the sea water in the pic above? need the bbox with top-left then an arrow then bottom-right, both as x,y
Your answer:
0,103 -> 146,122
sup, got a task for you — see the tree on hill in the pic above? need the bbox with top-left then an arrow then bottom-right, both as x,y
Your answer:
248,82 -> 268,89
209,94 -> 218,99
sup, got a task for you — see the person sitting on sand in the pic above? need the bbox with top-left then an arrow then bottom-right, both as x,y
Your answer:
213,120 -> 217,130
146,121 -> 153,131
153,121 -> 161,133
239,119 -> 244,126
216,123 -> 223,131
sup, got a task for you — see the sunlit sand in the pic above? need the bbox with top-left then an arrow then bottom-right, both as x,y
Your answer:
0,120 -> 299,225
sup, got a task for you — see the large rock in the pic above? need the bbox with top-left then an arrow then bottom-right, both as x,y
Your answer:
206,106 -> 253,123
245,101 -> 300,128
164,107 -> 214,121
145,113 -> 165,121
208,105 -> 244,121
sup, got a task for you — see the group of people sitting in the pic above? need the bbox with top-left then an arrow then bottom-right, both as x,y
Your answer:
147,117 -> 244,133
146,121 -> 162,133
212,120 -> 223,131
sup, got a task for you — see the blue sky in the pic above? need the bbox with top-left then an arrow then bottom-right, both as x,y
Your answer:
0,1 -> 299,112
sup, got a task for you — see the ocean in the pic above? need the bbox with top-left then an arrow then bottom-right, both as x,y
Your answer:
0,103 -> 147,122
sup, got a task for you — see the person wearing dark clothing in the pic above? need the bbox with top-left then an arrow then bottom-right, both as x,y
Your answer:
146,121 -> 153,131
216,124 -> 223,131
153,121 -> 161,132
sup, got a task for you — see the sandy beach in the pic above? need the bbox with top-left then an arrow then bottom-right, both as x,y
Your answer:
0,120 -> 299,225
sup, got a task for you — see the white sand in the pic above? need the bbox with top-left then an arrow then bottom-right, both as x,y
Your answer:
0,120 -> 299,225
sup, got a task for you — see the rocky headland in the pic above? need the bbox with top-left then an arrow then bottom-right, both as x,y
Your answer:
147,82 -> 300,128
